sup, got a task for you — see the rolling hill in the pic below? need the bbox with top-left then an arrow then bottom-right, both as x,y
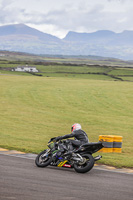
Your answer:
0,24 -> 133,60
0,23 -> 60,42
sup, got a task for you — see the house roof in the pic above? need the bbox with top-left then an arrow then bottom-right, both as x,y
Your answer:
17,65 -> 36,68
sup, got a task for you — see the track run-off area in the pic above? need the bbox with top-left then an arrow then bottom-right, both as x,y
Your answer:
0,149 -> 133,200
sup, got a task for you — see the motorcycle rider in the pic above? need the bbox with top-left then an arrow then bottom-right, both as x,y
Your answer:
55,123 -> 89,154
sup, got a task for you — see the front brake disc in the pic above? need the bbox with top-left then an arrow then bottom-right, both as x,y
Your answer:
78,157 -> 87,165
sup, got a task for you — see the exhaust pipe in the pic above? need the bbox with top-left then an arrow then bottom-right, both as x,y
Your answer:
94,155 -> 102,161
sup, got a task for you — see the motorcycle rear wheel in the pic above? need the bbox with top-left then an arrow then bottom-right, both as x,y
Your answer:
73,154 -> 94,173
35,150 -> 52,167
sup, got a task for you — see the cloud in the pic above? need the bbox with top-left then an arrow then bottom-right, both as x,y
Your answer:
29,1 -> 133,35
0,0 -> 26,23
0,0 -> 133,38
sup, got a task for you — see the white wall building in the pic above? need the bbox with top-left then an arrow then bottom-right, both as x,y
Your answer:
12,65 -> 38,72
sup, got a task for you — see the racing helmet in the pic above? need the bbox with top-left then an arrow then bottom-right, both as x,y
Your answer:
71,123 -> 81,132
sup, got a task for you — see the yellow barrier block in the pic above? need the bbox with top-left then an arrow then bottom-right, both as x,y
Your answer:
99,135 -> 114,143
113,135 -> 123,142
112,135 -> 123,153
99,148 -> 113,153
99,135 -> 123,153
113,148 -> 122,153
99,135 -> 113,152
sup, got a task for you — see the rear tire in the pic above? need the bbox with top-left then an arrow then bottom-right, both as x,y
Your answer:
35,150 -> 52,167
74,154 -> 94,173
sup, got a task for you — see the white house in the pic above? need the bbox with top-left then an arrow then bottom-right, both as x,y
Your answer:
12,65 -> 38,72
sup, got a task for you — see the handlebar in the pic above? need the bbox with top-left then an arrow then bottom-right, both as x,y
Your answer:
48,137 -> 56,143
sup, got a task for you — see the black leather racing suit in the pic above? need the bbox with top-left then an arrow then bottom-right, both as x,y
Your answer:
56,129 -> 89,148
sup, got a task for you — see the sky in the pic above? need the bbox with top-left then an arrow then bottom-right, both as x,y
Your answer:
0,0 -> 133,38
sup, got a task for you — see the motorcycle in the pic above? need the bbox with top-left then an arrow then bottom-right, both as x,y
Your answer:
35,137 -> 104,173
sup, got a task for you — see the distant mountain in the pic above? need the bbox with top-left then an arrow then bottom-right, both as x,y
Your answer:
0,24 -> 64,55
0,23 -> 60,42
63,30 -> 133,45
0,24 -> 133,60
63,30 -> 116,42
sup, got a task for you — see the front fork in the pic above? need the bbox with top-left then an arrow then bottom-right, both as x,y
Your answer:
41,149 -> 50,158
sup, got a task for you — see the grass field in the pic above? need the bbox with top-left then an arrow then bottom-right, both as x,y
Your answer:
1,60 -> 133,81
0,75 -> 133,168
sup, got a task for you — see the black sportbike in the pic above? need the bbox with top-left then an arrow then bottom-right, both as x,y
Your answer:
35,137 -> 103,173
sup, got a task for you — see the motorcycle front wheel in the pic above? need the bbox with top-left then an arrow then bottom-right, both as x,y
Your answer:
35,150 -> 52,167
73,154 -> 94,173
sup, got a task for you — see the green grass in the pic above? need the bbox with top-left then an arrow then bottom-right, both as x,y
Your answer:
36,65 -> 109,73
1,61 -> 133,82
0,70 -> 115,80
38,73 -> 116,80
0,63 -> 19,68
119,76 -> 133,81
0,70 -> 33,76
109,68 -> 133,76
0,75 -> 133,168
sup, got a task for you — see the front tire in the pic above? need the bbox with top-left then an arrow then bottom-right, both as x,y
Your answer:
35,150 -> 52,167
73,154 -> 94,173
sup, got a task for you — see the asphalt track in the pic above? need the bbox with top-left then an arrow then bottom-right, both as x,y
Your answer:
0,154 -> 133,200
